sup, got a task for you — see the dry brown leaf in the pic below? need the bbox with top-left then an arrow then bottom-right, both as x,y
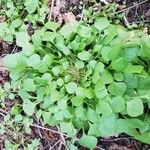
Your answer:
63,12 -> 76,23
0,16 -> 6,23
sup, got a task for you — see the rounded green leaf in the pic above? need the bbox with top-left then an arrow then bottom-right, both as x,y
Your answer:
108,82 -> 127,96
126,98 -> 144,117
94,17 -> 110,31
27,54 -> 41,69
79,135 -> 97,149
75,60 -> 84,69
60,122 -> 76,137
65,82 -> 77,94
111,96 -> 125,113
78,51 -> 92,61
23,100 -> 36,116
71,96 -> 84,106
23,78 -> 36,92
96,101 -> 112,116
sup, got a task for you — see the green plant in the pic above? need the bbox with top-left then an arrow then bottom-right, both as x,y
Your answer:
3,16 -> 150,149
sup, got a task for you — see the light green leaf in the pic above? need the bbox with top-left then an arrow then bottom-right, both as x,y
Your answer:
69,144 -> 78,150
111,57 -> 127,72
23,78 -> 36,92
23,100 -> 36,116
60,22 -> 79,38
60,122 -> 76,137
16,32 -> 29,48
56,42 -> 70,55
115,119 -> 129,133
78,25 -> 91,38
25,0 -> 39,13
79,135 -> 97,149
124,74 -> 138,88
111,96 -> 125,113
99,114 -> 116,136
42,32 -> 56,42
75,106 -> 86,119
32,32 -> 42,48
87,108 -> 99,123
100,70 -> 113,84
71,96 -> 84,106
108,45 -> 122,61
12,19 -> 22,28
27,54 -> 41,69
3,53 -> 18,68
96,101 -> 112,117
94,17 -> 110,31
108,82 -> 127,96
95,62 -> 104,73
84,88 -> 94,99
141,34 -> 150,48
124,65 -> 144,74
88,123 -> 101,137
57,78 -> 64,86
65,82 -> 77,94
126,98 -> 144,117
124,47 -> 139,61
78,51 -> 92,61
3,33 -> 13,42
94,79 -> 107,100
45,21 -> 60,32
114,72 -> 123,81
75,60 -> 84,69
138,77 -> 150,90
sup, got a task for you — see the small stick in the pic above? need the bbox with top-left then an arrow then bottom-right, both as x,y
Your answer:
50,140 -> 60,150
123,16 -> 130,27
49,0 -> 55,21
114,0 -> 149,14
56,125 -> 69,150
100,0 -> 109,5
0,112 -> 5,117
31,124 -> 68,136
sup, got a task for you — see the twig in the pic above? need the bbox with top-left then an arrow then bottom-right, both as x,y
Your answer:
0,112 -> 5,117
123,16 -> 130,27
48,0 -> 55,21
56,125 -> 69,150
0,108 -> 8,115
11,45 -> 18,54
114,0 -> 149,14
129,20 -> 150,24
31,124 -> 68,136
35,116 -> 42,138
95,146 -> 105,150
50,140 -> 60,150
100,0 -> 109,5
58,142 -> 63,150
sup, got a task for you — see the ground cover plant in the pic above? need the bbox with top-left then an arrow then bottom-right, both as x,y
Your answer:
0,0 -> 150,149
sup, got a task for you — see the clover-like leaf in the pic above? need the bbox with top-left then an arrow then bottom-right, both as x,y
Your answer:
126,98 -> 144,117
108,82 -> 127,96
65,82 -> 77,94
23,100 -> 36,116
79,134 -> 97,149
94,17 -> 110,31
23,78 -> 36,92
111,96 -> 125,113
78,51 -> 92,61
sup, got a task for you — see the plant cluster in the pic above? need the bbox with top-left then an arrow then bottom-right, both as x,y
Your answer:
1,0 -> 150,149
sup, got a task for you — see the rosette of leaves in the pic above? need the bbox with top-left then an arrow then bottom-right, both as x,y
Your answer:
3,17 -> 150,148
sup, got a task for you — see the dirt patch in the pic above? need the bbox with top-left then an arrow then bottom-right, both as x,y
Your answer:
125,0 -> 150,24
